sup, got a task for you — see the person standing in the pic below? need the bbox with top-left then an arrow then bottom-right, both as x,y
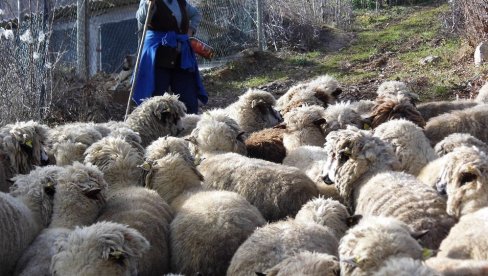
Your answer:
134,0 -> 208,114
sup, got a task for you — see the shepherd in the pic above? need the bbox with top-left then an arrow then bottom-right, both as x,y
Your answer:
133,0 -> 208,114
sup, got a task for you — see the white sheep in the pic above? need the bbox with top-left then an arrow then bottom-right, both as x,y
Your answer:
126,94 -> 186,147
417,155 -> 447,189
86,136 -> 174,276
50,221 -> 150,276
339,216 -> 426,276
434,146 -> 488,218
224,88 -> 282,133
282,105 -> 328,152
145,147 -> 265,275
276,75 -> 342,114
437,207 -> 488,260
228,198 -> 346,275
0,165 -> 61,275
0,120 -> 50,189
476,81 -> 488,103
178,114 -> 201,137
426,257 -> 488,275
434,133 -> 488,156
323,101 -> 367,135
322,127 -> 455,249
283,146 -> 341,200
424,104 -> 488,146
373,257 -> 439,276
262,251 -> 340,276
350,99 -> 375,117
376,80 -> 419,104
373,119 -> 437,175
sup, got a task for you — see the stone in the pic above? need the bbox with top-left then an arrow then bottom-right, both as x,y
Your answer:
475,41 -> 488,66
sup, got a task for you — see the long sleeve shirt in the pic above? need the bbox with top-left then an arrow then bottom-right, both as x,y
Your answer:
136,0 -> 202,32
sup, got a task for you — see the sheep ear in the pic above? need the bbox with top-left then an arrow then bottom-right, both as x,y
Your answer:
101,228 -> 149,260
138,161 -> 153,171
154,104 -> 171,120
411,229 -> 429,240
313,118 -> 327,126
185,136 -> 198,145
332,88 -> 342,97
346,214 -> 362,227
44,181 -> 56,197
273,122 -> 286,129
237,132 -> 247,142
341,257 -> 360,267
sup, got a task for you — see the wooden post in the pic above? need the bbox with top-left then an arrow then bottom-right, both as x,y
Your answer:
77,0 -> 88,80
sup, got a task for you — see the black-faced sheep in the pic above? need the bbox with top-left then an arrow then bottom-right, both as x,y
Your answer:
50,221 -> 150,276
322,127 -> 455,249
276,75 -> 342,115
339,216 -> 427,276
417,100 -> 479,121
225,89 -> 282,133
424,104 -> 488,146
282,105 -> 328,152
228,198 -> 347,275
0,121 -> 50,190
437,207 -> 488,260
145,146 -> 265,275
373,119 -> 437,175
0,165 -> 61,275
434,146 -> 488,218
86,137 -> 174,276
126,94 -> 186,147
434,133 -> 488,156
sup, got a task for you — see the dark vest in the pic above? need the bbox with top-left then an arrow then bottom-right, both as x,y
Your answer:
148,0 -> 189,34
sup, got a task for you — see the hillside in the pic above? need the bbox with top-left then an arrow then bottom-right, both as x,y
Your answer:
201,3 -> 488,109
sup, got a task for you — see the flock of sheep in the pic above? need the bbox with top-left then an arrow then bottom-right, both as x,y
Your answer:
1,74 -> 488,275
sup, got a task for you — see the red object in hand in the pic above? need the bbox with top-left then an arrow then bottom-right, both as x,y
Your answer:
190,37 -> 215,60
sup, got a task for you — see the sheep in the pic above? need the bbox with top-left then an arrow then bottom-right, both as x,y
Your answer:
187,111 -> 247,159
283,146 -> 341,201
48,122 -> 105,166
245,126 -> 287,163
126,94 -> 187,147
376,80 -> 419,104
144,146 -> 265,275
145,136 -> 192,165
417,156 -> 447,189
350,99 -> 375,117
437,207 -> 488,260
323,102 -> 367,136
86,136 -> 174,276
200,152 -> 319,221
106,126 -> 145,155
0,165 -> 62,275
14,162 -> 107,276
417,100 -> 478,121
178,114 -> 201,137
476,81 -> 488,103
373,119 -> 437,175
373,257 -> 439,276
368,96 -> 425,128
434,146 -> 488,218
276,75 -> 342,114
426,257 -> 488,276
434,133 -> 488,156
322,127 -> 456,249
227,198 -> 346,275
339,216 -> 427,276
262,252 -> 340,276
50,221 -> 150,276
0,120 -> 51,189
282,105 -> 328,152
224,88 -> 282,133
424,104 -> 488,146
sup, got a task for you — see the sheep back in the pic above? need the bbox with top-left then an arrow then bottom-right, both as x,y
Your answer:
245,127 -> 286,163
200,153 -> 319,221
418,100 -> 478,121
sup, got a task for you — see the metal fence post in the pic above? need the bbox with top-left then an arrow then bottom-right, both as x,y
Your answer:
17,0 -> 25,25
256,0 -> 265,51
77,0 -> 88,80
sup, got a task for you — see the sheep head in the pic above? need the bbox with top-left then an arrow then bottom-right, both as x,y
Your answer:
10,165 -> 65,227
84,137 -> 144,189
434,133 -> 488,157
51,221 -> 149,276
307,74 -> 342,103
436,146 -> 488,218
339,216 -> 426,276
369,97 -> 425,129
324,102 -> 367,137
50,162 -> 107,228
376,80 -> 419,105
50,126 -> 104,166
145,136 -> 192,163
145,152 -> 203,204
321,126 -> 400,206
283,105 -> 328,149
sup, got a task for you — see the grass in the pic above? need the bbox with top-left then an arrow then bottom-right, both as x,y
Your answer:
203,3 -> 479,107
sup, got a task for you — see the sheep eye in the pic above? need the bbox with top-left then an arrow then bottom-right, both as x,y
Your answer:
339,151 -> 349,163
459,172 -> 477,187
